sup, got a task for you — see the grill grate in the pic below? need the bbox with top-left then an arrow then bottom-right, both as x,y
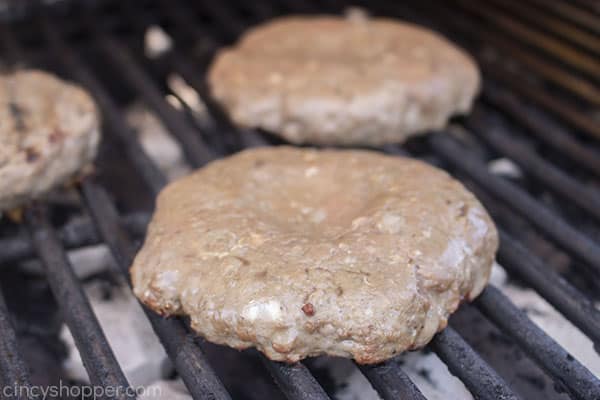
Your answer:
24,204 -> 135,398
1,1 -> 599,399
0,286 -> 32,395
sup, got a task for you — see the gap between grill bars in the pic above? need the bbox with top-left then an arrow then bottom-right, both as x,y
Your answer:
0,1 -> 599,400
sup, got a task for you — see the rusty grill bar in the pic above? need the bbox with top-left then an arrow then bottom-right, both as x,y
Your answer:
0,0 -> 599,399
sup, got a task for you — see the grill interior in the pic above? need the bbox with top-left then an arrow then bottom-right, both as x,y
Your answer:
0,1 -> 599,399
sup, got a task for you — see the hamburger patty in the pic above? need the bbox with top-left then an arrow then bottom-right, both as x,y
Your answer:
0,70 -> 100,212
131,147 -> 498,364
208,16 -> 480,146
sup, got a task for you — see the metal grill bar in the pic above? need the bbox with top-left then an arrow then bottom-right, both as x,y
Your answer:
153,20 -> 269,154
95,35 -> 214,168
400,0 -> 600,141
423,1 -> 600,105
483,0 -> 600,54
120,1 -> 238,156
483,66 -> 600,140
239,0 -> 280,21
357,359 -> 427,400
24,205 -> 135,400
260,357 -> 331,400
497,230 -> 600,346
0,288 -> 34,400
199,2 -> 246,41
0,213 -> 148,266
0,24 -> 25,62
165,51 -> 241,153
476,287 -> 600,400
380,0 -> 599,138
430,327 -> 519,400
570,0 -> 600,14
452,0 -> 600,80
467,107 -> 600,222
194,0 -> 251,37
481,84 -> 600,178
394,0 -> 600,142
156,0 -> 216,50
429,133 -> 600,274
484,44 -> 600,106
522,0 -> 600,34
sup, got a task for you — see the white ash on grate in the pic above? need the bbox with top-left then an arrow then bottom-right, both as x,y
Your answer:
60,279 -> 170,387
126,103 -> 191,181
166,74 -> 216,133
144,26 -> 173,59
488,158 -> 523,179
491,264 -> 600,378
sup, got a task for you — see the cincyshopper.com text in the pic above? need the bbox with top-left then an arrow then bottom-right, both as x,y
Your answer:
2,381 -> 163,399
